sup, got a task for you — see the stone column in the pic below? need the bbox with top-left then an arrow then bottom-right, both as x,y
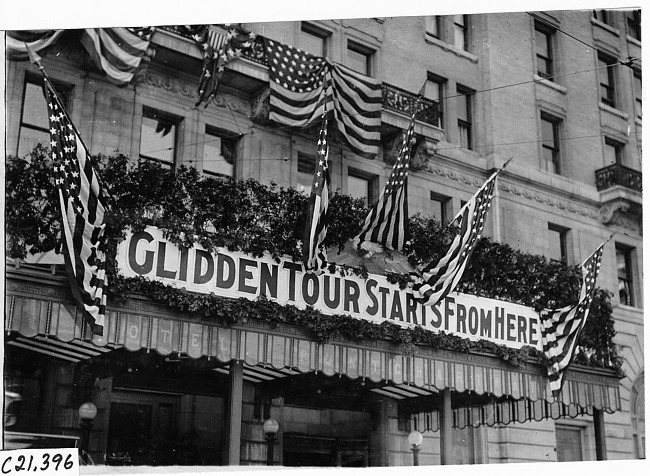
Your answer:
226,360 -> 244,465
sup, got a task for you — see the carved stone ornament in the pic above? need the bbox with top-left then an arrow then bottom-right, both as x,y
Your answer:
599,199 -> 630,224
250,87 -> 270,123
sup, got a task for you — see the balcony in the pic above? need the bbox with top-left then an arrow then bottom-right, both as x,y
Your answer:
594,163 -> 642,227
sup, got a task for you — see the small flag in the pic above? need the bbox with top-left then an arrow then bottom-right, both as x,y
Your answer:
415,168 -> 501,307
302,97 -> 331,274
79,27 -> 155,85
354,84 -> 424,252
190,24 -> 257,108
6,30 -> 64,61
541,241 -> 607,396
264,38 -> 382,157
44,76 -> 109,335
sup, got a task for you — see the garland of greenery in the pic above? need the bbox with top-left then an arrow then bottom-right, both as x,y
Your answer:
5,147 -> 622,373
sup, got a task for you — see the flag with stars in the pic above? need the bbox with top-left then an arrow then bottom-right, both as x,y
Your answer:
415,170 -> 498,308
80,27 -> 155,85
264,38 -> 381,157
354,88 -> 422,253
44,76 -> 109,335
302,103 -> 331,274
190,24 -> 257,108
540,241 -> 606,396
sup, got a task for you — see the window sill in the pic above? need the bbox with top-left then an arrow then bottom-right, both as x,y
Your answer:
635,117 -> 642,127
626,35 -> 641,48
534,75 -> 568,95
599,102 -> 629,120
590,17 -> 620,36
424,34 -> 478,63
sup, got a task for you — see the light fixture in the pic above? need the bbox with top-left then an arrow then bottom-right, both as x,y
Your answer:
263,418 -> 280,466
78,402 -> 98,463
408,430 -> 423,466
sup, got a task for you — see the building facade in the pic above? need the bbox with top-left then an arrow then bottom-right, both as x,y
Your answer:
3,9 -> 644,466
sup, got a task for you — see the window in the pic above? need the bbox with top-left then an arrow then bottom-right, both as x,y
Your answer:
556,424 -> 584,462
598,53 -> 617,108
426,73 -> 446,128
425,16 -> 441,39
139,107 -> 181,169
347,168 -> 377,205
430,191 -> 450,223
17,74 -> 71,157
300,22 -> 329,56
631,373 -> 645,459
534,22 -> 555,80
604,138 -> 625,165
347,40 -> 374,76
541,112 -> 562,174
297,152 -> 317,194
548,224 -> 568,263
203,126 -> 236,177
593,10 -> 614,26
634,71 -> 642,120
626,9 -> 641,41
616,245 -> 635,306
456,85 -> 473,150
453,14 -> 469,51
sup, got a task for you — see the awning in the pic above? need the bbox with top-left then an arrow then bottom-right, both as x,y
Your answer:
5,280 -> 621,415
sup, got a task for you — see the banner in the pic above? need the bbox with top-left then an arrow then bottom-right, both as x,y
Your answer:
116,227 -> 542,351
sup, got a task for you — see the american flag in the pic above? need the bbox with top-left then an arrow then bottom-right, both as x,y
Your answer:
264,38 -> 382,157
302,106 -> 331,274
6,30 -> 64,61
415,170 -> 499,307
541,241 -> 606,396
354,88 -> 423,252
79,27 -> 155,85
44,76 -> 109,335
190,24 -> 257,108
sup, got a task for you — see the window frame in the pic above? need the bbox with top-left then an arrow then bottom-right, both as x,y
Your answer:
615,244 -> 636,307
347,167 -> 378,205
203,125 -> 238,178
456,85 -> 473,150
633,70 -> 642,121
604,137 -> 625,165
540,111 -> 562,174
17,73 -> 72,157
429,191 -> 451,224
453,14 -> 470,51
547,224 -> 569,264
346,40 -> 374,77
626,9 -> 641,41
555,423 -> 586,462
139,106 -> 182,170
426,72 -> 447,129
598,53 -> 617,109
425,16 -> 442,39
631,373 -> 645,459
300,22 -> 330,57
534,21 -> 555,80
592,10 -> 614,26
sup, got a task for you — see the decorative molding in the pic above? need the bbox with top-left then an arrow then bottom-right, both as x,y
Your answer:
250,87 -> 270,123
599,199 -> 630,224
135,69 -> 198,100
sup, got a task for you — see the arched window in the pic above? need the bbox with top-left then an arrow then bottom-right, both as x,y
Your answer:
631,372 -> 645,459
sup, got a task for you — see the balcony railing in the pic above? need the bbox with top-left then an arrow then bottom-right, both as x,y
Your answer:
158,26 -> 440,127
595,163 -> 642,192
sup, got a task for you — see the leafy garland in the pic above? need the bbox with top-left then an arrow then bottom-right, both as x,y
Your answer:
5,147 -> 621,372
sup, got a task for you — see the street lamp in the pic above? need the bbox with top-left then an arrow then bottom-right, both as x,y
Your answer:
263,418 -> 279,466
408,430 -> 423,466
78,402 -> 97,463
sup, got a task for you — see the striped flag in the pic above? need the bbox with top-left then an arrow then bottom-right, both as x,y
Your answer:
6,30 -> 64,61
44,75 -> 109,335
264,38 -> 382,157
415,170 -> 500,307
302,103 -> 331,274
189,24 -> 257,108
541,241 -> 606,396
79,27 -> 155,85
354,86 -> 423,252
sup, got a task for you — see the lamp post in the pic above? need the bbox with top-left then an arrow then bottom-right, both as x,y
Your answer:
78,402 -> 97,462
408,430 -> 423,466
263,418 -> 279,466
